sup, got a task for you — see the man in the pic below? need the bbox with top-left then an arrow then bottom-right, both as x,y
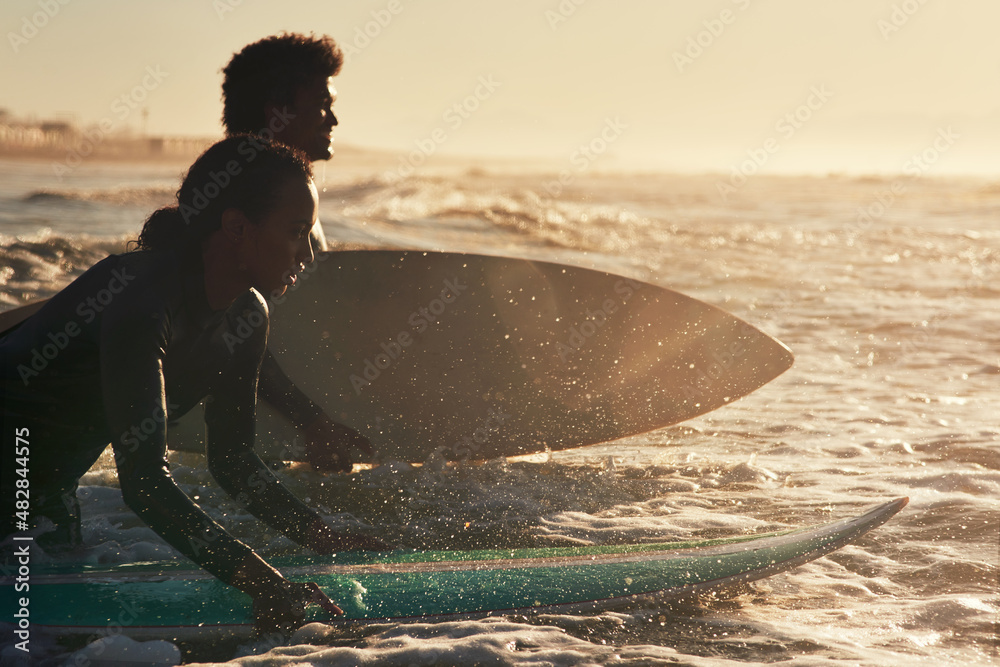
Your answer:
222,32 -> 343,251
220,34 -> 363,471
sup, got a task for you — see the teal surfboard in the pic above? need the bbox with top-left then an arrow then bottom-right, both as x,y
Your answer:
1,499 -> 906,641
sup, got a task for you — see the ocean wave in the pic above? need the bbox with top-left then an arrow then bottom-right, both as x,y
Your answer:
22,184 -> 176,207
0,232 -> 128,304
339,176 -> 664,254
316,175 -> 393,201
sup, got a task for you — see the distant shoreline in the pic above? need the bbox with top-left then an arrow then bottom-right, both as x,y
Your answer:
0,137 -> 211,165
1,144 -> 994,183
0,140 -> 571,180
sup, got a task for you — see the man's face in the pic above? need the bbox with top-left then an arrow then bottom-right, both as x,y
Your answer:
272,76 -> 338,161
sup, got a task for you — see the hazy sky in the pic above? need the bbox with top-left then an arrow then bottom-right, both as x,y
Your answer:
3,0 -> 999,174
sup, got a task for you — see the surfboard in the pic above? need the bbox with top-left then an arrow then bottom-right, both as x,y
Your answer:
0,250 -> 794,462
168,250 -> 794,462
0,498 -> 907,642
0,300 -> 44,336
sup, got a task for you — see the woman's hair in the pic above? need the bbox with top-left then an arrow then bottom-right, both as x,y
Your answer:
135,135 -> 312,254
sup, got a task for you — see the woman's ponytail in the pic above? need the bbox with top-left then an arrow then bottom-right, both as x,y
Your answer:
135,206 -> 187,252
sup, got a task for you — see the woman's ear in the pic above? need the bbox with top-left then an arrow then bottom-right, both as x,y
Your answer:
220,208 -> 251,244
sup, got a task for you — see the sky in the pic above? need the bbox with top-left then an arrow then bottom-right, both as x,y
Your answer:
2,0 -> 1000,174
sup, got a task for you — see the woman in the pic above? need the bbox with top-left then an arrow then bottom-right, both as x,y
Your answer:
0,136 -> 384,632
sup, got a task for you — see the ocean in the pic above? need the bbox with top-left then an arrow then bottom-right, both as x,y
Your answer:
0,153 -> 997,666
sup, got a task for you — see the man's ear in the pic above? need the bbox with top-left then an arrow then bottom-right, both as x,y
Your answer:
220,208 -> 251,244
263,100 -> 292,136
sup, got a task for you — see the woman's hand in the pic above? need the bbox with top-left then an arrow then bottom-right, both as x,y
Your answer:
233,555 -> 343,636
252,580 -> 343,637
301,414 -> 372,472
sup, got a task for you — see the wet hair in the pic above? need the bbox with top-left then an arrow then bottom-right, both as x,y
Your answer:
221,32 -> 343,135
135,135 -> 312,255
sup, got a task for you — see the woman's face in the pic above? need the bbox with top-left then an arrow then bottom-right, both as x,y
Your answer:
241,177 -> 318,296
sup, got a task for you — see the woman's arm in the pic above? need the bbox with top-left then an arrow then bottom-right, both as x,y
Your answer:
204,292 -> 381,553
100,288 -> 344,631
257,349 -> 373,471
257,349 -> 324,428
100,293 -> 287,592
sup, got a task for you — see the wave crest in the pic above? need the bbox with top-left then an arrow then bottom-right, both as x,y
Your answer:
0,232 -> 128,305
23,185 -> 176,207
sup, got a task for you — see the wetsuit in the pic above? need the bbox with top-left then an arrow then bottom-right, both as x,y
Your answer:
0,250 -> 325,588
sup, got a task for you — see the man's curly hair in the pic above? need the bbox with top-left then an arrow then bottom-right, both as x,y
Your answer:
222,32 -> 343,135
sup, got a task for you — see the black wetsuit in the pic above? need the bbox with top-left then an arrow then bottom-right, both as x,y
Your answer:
0,250 -> 324,587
